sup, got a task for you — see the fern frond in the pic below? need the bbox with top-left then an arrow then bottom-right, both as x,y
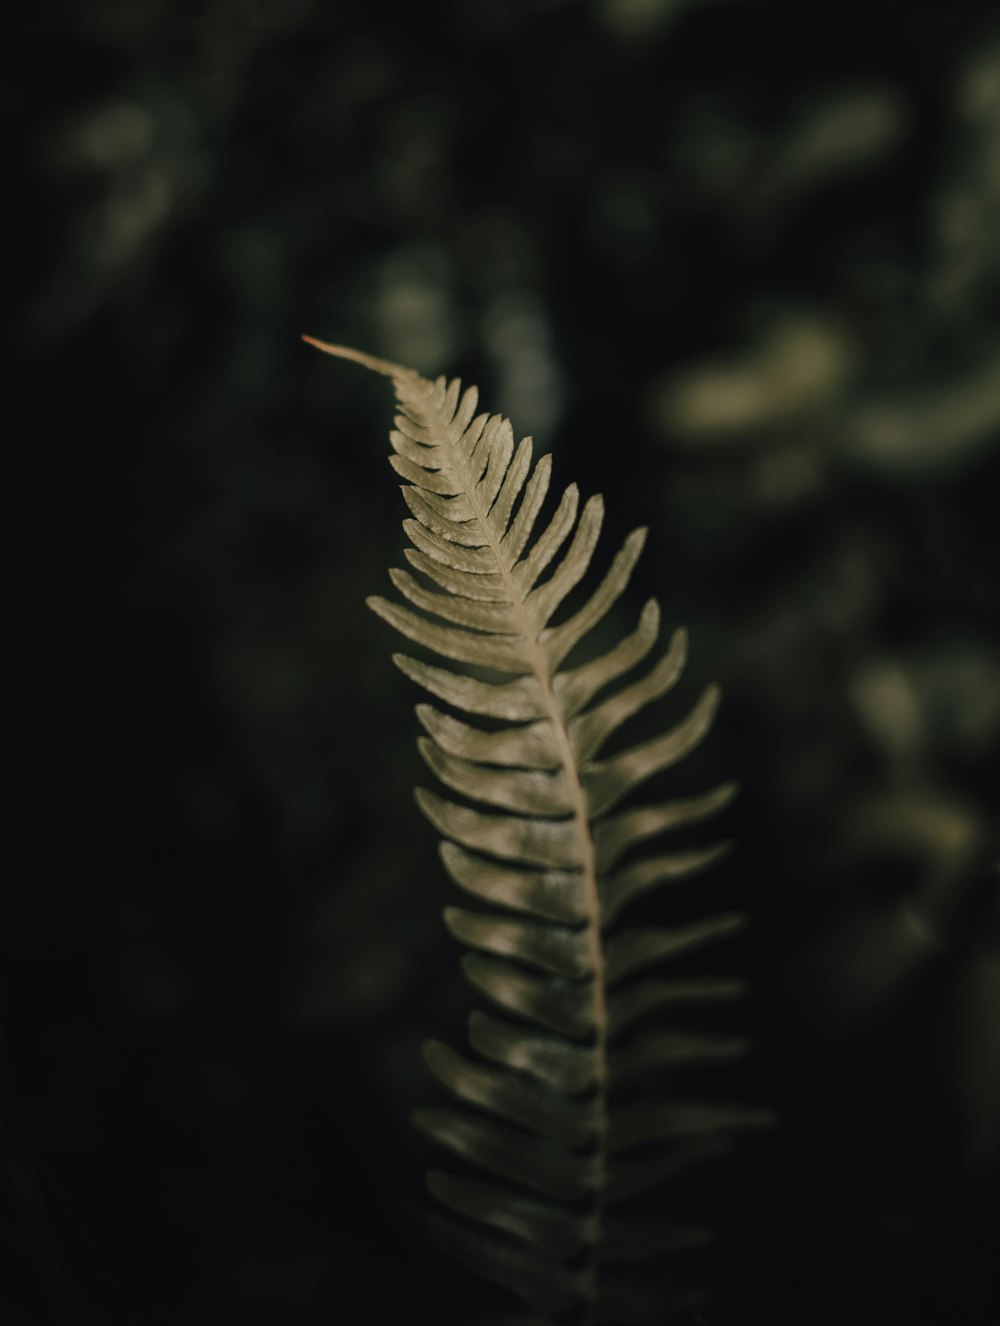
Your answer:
306,337 -> 773,1325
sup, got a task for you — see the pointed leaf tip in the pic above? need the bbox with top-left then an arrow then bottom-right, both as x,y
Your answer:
300,335 -> 417,380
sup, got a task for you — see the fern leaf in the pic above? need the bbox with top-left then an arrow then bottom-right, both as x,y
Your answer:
306,337 -> 772,1325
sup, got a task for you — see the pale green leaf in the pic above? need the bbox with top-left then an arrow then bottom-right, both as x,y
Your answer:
439,843 -> 585,923
468,1011 -> 596,1094
424,1041 -> 596,1146
526,495 -> 604,624
500,454 -> 552,562
605,915 -> 746,985
443,907 -> 591,978
489,437 -> 534,537
554,599 -> 661,719
462,954 -> 594,1038
584,685 -> 722,818
388,452 -> 460,495
414,1109 -> 597,1200
419,740 -> 572,816
601,843 -> 733,927
568,629 -> 687,762
403,547 -> 507,600
404,518 -> 498,573
416,706 -> 560,770
393,654 -> 546,720
369,597 -> 528,671
416,789 -> 583,869
474,418 -> 516,507
402,482 -> 476,528
542,526 -> 647,670
594,784 -> 739,872
512,484 -> 580,593
389,568 -> 517,633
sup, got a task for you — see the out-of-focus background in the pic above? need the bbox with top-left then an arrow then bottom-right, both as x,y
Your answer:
6,1 -> 999,1323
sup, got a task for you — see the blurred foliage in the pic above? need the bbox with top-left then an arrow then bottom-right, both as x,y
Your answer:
5,0 -> 999,1324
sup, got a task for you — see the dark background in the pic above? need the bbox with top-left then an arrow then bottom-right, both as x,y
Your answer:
5,1 -> 1000,1323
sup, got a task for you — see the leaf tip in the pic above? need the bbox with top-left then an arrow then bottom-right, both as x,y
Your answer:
416,735 -> 436,767
300,335 -> 416,380
719,780 -> 741,805
421,1038 -> 450,1073
442,905 -> 465,932
703,681 -> 724,711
